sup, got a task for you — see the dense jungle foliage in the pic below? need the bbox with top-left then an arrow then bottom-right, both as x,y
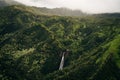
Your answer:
0,5 -> 120,80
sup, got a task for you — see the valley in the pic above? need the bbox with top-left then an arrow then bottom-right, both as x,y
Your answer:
0,4 -> 120,80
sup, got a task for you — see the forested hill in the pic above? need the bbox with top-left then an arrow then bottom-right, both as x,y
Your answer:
0,0 -> 22,6
0,2 -> 85,17
32,7 -> 85,16
0,5 -> 120,80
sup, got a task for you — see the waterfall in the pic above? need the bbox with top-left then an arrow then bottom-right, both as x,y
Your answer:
59,52 -> 65,70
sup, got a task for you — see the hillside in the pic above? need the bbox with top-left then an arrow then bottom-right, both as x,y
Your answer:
0,0 -> 22,6
0,5 -> 120,80
18,6 -> 85,16
0,0 -> 85,17
33,7 -> 85,16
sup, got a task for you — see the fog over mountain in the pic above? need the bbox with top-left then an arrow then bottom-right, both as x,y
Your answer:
14,0 -> 120,13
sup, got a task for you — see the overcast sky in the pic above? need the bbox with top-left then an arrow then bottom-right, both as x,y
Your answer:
14,0 -> 120,13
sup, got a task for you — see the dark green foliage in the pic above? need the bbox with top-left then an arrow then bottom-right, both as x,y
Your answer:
0,0 -> 22,7
0,5 -> 120,80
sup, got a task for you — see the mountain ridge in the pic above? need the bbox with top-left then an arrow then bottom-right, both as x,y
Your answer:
0,0 -> 22,6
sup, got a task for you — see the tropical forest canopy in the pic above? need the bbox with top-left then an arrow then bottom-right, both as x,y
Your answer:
0,4 -> 120,80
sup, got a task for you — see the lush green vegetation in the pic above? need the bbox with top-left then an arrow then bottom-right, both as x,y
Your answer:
0,5 -> 120,80
0,0 -> 21,7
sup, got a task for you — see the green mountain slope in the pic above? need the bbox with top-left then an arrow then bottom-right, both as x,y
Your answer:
0,5 -> 120,80
32,7 -> 85,16
0,0 -> 22,6
0,0 -> 85,17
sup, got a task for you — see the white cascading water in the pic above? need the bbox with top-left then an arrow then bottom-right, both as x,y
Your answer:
59,52 -> 65,70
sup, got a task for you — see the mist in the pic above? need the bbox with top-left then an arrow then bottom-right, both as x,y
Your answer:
14,0 -> 120,13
